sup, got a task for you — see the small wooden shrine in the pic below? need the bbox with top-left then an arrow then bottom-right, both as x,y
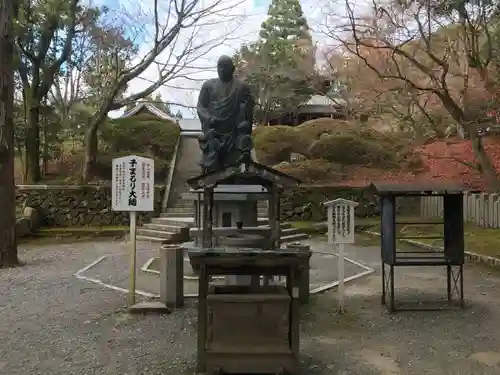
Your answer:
371,183 -> 466,312
183,184 -> 269,247
186,161 -> 308,375
186,161 -> 299,250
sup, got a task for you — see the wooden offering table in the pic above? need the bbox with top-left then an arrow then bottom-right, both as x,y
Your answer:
189,247 -> 307,375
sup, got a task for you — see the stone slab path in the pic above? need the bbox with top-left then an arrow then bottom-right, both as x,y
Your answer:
78,243 -> 370,297
2,238 -> 500,374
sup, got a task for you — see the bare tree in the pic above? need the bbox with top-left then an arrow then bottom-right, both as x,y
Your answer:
322,0 -> 500,190
80,0 -> 243,182
0,0 -> 19,267
323,48 -> 447,136
16,0 -> 81,183
49,19 -> 93,135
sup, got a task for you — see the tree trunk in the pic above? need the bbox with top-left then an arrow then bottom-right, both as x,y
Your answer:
468,130 -> 500,191
24,105 -> 40,183
0,0 -> 19,267
81,121 -> 99,184
42,121 -> 48,176
436,91 -> 500,189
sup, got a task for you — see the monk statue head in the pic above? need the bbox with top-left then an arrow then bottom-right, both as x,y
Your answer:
217,55 -> 235,83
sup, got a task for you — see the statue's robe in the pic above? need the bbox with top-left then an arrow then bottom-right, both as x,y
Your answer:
196,78 -> 254,172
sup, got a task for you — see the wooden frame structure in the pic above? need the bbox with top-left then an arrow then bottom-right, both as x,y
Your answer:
188,249 -> 308,375
187,161 -> 305,375
186,161 -> 300,250
371,183 -> 466,313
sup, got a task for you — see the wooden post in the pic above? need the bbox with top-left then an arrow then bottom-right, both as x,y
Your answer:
327,206 -> 333,244
337,242 -> 345,313
275,186 -> 281,249
286,242 -> 311,304
322,198 -> 358,313
271,185 -> 281,249
128,211 -> 137,305
197,263 -> 208,373
202,188 -> 214,248
160,244 -> 184,308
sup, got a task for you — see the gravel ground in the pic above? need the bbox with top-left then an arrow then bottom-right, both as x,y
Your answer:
1,239 -> 500,374
80,245 -> 366,297
0,241 -> 197,375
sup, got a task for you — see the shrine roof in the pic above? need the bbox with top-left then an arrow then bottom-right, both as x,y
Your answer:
186,161 -> 300,190
370,182 -> 467,196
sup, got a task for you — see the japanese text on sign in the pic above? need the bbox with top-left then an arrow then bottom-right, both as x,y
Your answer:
128,158 -> 137,207
112,155 -> 155,212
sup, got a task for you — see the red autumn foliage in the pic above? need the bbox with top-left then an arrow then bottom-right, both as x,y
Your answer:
326,136 -> 500,190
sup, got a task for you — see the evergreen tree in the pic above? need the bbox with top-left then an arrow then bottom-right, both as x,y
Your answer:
236,0 -> 316,124
153,93 -> 174,116
133,93 -> 174,116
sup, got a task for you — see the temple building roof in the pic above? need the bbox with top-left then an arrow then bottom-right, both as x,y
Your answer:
120,102 -> 202,134
187,161 -> 300,190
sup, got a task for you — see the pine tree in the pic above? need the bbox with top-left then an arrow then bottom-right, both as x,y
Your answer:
153,93 -> 173,116
237,0 -> 316,124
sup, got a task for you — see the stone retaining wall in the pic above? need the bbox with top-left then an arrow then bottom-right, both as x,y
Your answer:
280,186 -> 379,221
16,185 -> 165,227
280,185 -> 417,221
16,184 -> 412,228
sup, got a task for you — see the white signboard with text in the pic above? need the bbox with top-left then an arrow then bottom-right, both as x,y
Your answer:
112,155 -> 154,212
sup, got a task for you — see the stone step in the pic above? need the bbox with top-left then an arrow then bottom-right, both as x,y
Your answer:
281,227 -> 301,236
170,202 -> 194,208
143,223 -> 185,233
151,217 -> 193,227
281,232 -> 310,243
136,229 -> 178,240
161,212 -> 194,218
136,235 -> 167,243
257,219 -> 291,229
166,207 -> 195,214
176,174 -> 201,182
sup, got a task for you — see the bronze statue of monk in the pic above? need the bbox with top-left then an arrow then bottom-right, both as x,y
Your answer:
197,55 -> 255,173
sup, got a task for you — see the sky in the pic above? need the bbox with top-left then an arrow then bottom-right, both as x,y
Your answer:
99,0 -> 329,119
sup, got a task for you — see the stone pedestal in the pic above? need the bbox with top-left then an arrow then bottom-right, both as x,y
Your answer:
160,244 -> 184,308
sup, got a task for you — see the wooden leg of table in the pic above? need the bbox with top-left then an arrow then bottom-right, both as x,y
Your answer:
197,264 -> 208,373
389,265 -> 395,313
381,262 -> 386,305
289,269 -> 299,360
446,265 -> 451,301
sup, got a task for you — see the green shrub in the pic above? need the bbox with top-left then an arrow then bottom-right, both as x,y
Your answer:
308,134 -> 396,167
95,151 -> 171,181
253,125 -> 302,165
100,114 -> 180,157
275,159 -> 343,183
96,114 -> 180,180
295,118 -> 357,149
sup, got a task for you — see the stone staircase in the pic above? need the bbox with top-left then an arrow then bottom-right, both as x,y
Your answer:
136,216 -> 192,243
137,135 -> 200,243
256,218 -> 309,243
136,135 -> 309,244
